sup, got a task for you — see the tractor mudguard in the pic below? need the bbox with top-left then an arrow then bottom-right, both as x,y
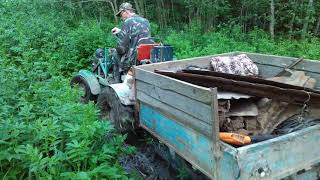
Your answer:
78,70 -> 101,95
108,74 -> 135,106
108,83 -> 135,106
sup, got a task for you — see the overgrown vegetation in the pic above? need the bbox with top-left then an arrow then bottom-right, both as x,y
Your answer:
1,0 -> 320,179
0,2 -> 131,179
165,25 -> 320,59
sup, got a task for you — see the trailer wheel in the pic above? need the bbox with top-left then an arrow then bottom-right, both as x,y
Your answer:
97,87 -> 135,133
70,75 -> 97,103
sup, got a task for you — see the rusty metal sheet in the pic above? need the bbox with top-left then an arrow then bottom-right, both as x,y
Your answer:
217,91 -> 252,99
182,69 -> 320,94
155,70 -> 320,105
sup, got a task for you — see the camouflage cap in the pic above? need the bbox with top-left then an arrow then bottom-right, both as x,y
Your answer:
115,2 -> 135,16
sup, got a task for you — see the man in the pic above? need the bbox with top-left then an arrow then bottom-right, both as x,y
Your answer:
111,2 -> 151,82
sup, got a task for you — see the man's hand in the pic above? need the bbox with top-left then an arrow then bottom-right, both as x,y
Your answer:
108,48 -> 116,54
111,27 -> 121,35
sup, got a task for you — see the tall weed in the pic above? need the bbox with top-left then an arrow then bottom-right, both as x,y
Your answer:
0,1 -> 130,179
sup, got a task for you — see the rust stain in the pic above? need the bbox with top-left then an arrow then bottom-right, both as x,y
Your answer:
176,136 -> 190,150
152,118 -> 156,130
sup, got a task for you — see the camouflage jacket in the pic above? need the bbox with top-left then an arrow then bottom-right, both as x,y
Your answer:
115,15 -> 151,66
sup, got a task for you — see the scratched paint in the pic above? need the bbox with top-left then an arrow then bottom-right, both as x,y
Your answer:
139,103 -> 215,177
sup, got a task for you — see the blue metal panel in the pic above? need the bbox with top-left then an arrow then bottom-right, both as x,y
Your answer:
140,103 -> 215,179
219,148 -> 240,180
237,125 -> 320,179
295,170 -> 319,180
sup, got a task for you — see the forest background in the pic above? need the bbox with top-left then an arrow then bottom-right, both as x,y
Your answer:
1,0 -> 320,179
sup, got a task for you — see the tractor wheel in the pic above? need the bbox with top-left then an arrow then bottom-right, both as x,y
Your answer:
97,86 -> 135,133
70,75 -> 97,103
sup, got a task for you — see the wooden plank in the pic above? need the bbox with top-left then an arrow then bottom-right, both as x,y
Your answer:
138,52 -> 237,72
237,125 -> 320,179
210,88 -> 221,180
245,52 -> 320,74
136,80 -> 212,124
137,90 -> 212,137
139,103 -> 215,179
135,68 -> 212,104
140,51 -> 320,75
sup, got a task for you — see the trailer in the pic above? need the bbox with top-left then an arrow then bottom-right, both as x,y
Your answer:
134,52 -> 320,179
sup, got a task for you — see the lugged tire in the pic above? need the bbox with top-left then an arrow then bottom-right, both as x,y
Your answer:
97,86 -> 135,133
70,75 -> 97,103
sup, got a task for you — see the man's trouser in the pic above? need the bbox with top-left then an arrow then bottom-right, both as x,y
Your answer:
111,51 -> 131,83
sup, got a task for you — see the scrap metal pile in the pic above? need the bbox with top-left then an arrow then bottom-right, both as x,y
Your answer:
155,54 -> 320,139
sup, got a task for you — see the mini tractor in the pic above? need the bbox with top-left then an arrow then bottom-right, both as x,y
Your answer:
71,37 -> 173,132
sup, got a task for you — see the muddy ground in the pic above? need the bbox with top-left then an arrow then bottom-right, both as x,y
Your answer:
119,129 -> 208,180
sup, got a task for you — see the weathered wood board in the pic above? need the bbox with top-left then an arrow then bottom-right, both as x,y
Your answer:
139,103 -> 216,179
135,68 -> 212,104
136,80 -> 212,124
136,90 -> 212,137
138,52 -> 237,72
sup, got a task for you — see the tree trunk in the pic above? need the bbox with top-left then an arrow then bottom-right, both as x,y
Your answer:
171,0 -> 175,25
314,15 -> 320,36
139,0 -> 146,17
188,7 -> 192,25
161,0 -> 167,28
270,0 -> 275,40
288,14 -> 296,39
133,0 -> 142,16
301,0 -> 314,39
156,0 -> 164,30
107,0 -> 118,22
240,3 -> 244,33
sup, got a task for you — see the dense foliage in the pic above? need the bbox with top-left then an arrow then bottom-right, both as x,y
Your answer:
0,1 -> 132,179
58,0 -> 320,38
1,0 -> 320,179
165,25 -> 320,59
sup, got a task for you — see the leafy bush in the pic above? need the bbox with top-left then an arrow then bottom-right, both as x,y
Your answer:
165,24 -> 320,60
0,70 -> 131,179
0,1 -> 131,179
0,69 -> 134,178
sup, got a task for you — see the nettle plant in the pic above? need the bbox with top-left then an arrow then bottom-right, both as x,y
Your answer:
0,67 -> 133,179
0,3 -> 132,178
